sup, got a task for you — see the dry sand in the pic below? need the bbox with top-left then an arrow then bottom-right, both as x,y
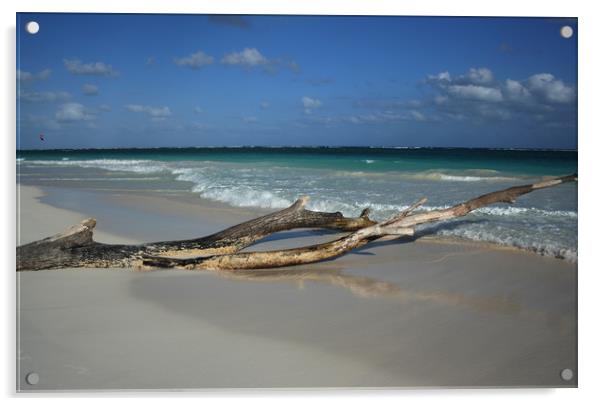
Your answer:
16,185 -> 577,390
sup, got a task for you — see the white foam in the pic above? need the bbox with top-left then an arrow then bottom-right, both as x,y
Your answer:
30,177 -> 163,181
410,172 -> 519,182
27,159 -> 168,174
21,158 -> 577,261
433,227 -> 577,262
475,206 -> 577,218
350,201 -> 576,219
201,187 -> 291,209
331,169 -> 520,182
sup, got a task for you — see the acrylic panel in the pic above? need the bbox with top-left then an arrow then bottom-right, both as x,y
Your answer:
16,13 -> 577,391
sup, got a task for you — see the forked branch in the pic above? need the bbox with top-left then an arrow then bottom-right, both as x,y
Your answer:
17,174 -> 576,271
142,174 -> 577,271
17,196 -> 375,271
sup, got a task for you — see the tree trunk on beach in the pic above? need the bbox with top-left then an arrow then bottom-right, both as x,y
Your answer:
17,197 -> 375,271
16,174 -> 577,272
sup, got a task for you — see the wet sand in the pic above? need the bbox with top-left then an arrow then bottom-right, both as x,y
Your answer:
16,184 -> 577,390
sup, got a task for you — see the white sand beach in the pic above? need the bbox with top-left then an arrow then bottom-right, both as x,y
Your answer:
16,184 -> 577,390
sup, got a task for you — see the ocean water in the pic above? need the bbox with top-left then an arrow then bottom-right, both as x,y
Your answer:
17,147 -> 578,261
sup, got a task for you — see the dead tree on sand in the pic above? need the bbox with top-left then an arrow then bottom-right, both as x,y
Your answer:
17,174 -> 576,271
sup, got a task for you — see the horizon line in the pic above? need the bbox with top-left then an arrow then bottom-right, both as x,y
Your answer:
16,145 -> 578,152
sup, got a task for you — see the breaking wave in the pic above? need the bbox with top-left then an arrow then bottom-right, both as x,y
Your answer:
21,158 -> 577,261
406,171 -> 520,182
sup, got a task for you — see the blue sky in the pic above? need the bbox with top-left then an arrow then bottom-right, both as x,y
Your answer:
17,13 -> 577,149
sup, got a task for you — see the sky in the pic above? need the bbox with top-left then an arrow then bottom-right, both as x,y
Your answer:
16,13 -> 578,149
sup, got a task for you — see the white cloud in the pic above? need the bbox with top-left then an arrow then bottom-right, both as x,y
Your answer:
434,95 -> 449,105
410,110 -> 427,121
82,84 -> 99,96
467,67 -> 494,85
260,101 -> 270,109
429,68 -> 575,108
125,104 -> 172,120
301,96 -> 322,114
424,67 -> 575,126
193,106 -> 204,114
174,51 -> 214,69
342,114 -> 380,125
430,68 -> 494,86
17,69 -> 51,83
99,104 -> 111,112
324,109 -> 431,126
221,48 -> 299,74
447,84 -> 504,102
526,73 -> 575,103
428,71 -> 451,82
222,48 -> 269,67
56,103 -> 94,122
19,90 -> 70,103
503,79 -> 532,102
64,59 -> 118,76
242,116 -> 258,123
378,111 -> 403,120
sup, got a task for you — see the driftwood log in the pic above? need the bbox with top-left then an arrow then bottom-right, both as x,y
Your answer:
17,197 -> 375,271
17,174 -> 576,271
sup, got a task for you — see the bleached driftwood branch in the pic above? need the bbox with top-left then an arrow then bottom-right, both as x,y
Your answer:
142,174 -> 577,270
17,197 -> 375,271
17,174 -> 576,271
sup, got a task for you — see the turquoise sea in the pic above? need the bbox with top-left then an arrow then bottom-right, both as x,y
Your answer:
17,147 -> 578,261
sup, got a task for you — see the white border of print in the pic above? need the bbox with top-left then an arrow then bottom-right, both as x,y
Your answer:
2,0 -> 600,405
